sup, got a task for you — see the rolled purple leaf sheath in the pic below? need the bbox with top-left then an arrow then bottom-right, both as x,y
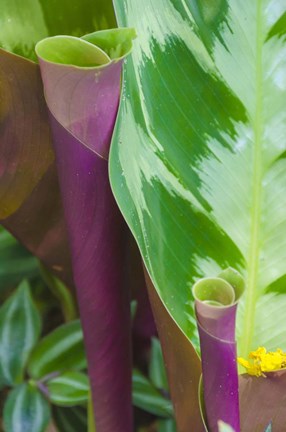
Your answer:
37,31 -> 135,432
194,270 -> 244,432
50,116 -> 132,431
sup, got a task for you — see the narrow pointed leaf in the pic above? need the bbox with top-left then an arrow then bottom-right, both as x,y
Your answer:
110,0 -> 286,427
3,382 -> 51,432
28,320 -> 86,379
0,280 -> 41,386
36,29 -> 135,432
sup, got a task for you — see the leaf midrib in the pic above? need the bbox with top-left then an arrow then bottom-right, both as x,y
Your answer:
240,0 -> 264,358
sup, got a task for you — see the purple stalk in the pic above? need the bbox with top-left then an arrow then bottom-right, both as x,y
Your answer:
37,30 -> 135,432
193,269 -> 244,432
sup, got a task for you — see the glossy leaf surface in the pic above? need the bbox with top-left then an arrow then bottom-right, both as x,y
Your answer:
3,382 -> 51,432
111,7 -> 286,428
28,320 -> 86,379
111,0 -> 286,355
0,280 -> 41,386
47,371 -> 89,407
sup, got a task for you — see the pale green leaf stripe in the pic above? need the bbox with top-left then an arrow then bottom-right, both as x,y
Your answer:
49,373 -> 89,391
3,383 -> 50,432
28,320 -> 86,379
47,371 -> 89,406
0,281 -> 41,385
111,0 -> 286,358
237,293 -> 286,351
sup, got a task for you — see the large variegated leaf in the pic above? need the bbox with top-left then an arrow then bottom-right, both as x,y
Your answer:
110,0 -> 286,363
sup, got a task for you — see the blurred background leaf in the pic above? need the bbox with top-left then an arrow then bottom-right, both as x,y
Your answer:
0,227 -> 39,291
3,382 -> 51,432
52,406 -> 87,432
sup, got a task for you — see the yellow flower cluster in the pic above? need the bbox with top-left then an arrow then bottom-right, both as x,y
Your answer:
238,347 -> 286,377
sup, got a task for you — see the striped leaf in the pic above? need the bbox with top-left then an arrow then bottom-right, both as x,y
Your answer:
3,382 -> 51,432
28,320 -> 86,379
0,280 -> 41,386
110,1 -> 286,428
47,371 -> 89,407
110,0 -> 286,357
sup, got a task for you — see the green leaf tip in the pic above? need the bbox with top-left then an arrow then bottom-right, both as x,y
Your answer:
193,268 -> 245,307
83,27 -> 137,60
35,27 -> 136,68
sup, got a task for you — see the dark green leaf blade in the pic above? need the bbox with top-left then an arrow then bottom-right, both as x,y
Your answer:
53,406 -> 87,432
0,228 -> 38,290
47,371 -> 89,407
28,320 -> 86,379
3,382 -> 51,432
0,280 -> 41,386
